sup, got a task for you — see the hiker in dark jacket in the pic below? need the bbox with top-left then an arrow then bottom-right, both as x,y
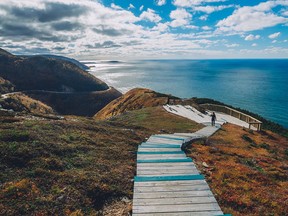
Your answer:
211,112 -> 216,126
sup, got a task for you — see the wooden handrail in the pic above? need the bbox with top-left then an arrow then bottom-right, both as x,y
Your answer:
200,103 -> 262,131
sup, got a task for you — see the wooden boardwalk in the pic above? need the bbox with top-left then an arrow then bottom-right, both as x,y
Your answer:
132,126 -> 230,216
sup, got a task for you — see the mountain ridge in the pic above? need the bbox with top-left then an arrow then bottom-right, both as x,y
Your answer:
0,48 -> 122,116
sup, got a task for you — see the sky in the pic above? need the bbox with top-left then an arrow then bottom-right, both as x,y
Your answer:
0,0 -> 287,59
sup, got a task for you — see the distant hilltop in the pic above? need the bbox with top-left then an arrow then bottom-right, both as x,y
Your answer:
0,48 -> 108,92
0,48 -> 121,116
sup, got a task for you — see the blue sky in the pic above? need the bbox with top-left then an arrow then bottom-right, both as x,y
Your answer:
0,0 -> 287,59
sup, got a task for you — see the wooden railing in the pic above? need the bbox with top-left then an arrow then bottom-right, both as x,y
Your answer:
200,103 -> 262,131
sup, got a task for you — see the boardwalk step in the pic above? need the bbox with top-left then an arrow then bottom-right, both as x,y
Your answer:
133,211 -> 224,216
134,175 -> 204,182
133,203 -> 222,214
139,145 -> 180,149
137,151 -> 184,154
138,148 -> 183,152
152,135 -> 186,141
132,125 -> 226,215
137,158 -> 192,163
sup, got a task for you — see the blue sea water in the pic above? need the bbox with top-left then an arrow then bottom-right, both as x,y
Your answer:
85,59 -> 288,128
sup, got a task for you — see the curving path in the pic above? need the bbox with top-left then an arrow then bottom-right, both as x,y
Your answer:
163,104 -> 254,130
132,126 -> 231,215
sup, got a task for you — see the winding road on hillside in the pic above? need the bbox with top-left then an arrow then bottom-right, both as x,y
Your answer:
1,86 -> 114,99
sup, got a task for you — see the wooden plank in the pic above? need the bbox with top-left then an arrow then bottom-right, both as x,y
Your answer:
136,170 -> 199,176
143,142 -> 181,146
137,165 -> 197,170
152,135 -> 186,141
147,138 -> 182,145
137,162 -> 196,167
137,155 -> 187,160
134,180 -> 207,187
137,166 -> 196,171
138,144 -> 181,148
134,184 -> 210,193
138,151 -> 184,154
133,203 -> 222,213
133,196 -> 218,205
135,182 -> 208,192
134,175 -> 204,182
137,158 -> 192,163
137,153 -> 187,159
138,148 -> 182,152
133,190 -> 214,199
133,211 -> 223,216
137,167 -> 198,172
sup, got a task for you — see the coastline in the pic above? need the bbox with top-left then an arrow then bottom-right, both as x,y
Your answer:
84,59 -> 288,129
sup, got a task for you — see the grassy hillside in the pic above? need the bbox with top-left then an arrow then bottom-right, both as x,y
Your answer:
185,123 -> 288,216
0,77 -> 15,94
0,93 -> 55,115
0,48 -> 108,92
26,87 -> 122,116
95,88 -> 178,120
0,107 -> 201,215
0,48 -> 122,116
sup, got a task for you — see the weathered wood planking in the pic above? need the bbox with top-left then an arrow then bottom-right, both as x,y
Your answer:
134,184 -> 210,193
134,180 -> 207,187
132,125 -> 227,215
133,211 -> 224,216
133,196 -> 218,205
133,188 -> 215,199
133,203 -> 222,213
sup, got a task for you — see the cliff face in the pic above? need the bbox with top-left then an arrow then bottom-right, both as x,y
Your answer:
95,88 -> 177,120
0,48 -> 108,92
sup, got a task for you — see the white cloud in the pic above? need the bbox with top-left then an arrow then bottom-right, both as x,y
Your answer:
272,40 -> 277,43
245,34 -> 260,41
193,5 -> 235,14
268,32 -> 281,39
252,43 -> 257,47
282,10 -> 288,16
140,8 -> 162,23
199,15 -> 208,21
156,0 -> 166,6
111,3 -> 123,10
216,1 -> 288,32
152,23 -> 169,32
128,3 -> 135,10
173,0 -> 227,7
170,8 -> 191,20
202,26 -> 211,30
169,8 -> 192,27
225,43 -> 239,48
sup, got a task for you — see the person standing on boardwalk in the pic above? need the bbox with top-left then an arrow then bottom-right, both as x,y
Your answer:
211,112 -> 216,126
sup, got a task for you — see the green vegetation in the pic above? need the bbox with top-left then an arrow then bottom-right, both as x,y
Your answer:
0,107 -> 201,215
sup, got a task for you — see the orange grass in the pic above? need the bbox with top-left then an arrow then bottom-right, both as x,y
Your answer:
186,123 -> 288,216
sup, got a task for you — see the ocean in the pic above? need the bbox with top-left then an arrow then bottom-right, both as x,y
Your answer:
84,59 -> 288,128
